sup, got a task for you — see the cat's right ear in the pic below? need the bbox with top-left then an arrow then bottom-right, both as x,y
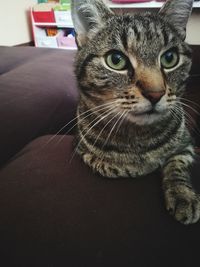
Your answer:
159,0 -> 193,40
70,0 -> 113,48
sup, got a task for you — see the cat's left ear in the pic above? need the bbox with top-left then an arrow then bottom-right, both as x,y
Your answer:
71,0 -> 113,48
159,0 -> 193,40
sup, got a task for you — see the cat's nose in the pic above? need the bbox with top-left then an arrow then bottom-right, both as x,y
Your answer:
142,90 -> 165,105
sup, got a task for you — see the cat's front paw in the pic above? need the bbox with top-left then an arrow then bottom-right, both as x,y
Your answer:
165,186 -> 200,225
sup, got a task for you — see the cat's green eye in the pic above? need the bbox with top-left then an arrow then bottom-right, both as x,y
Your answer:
160,49 -> 179,69
106,51 -> 128,71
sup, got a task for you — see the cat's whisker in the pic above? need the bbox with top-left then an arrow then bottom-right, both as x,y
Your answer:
91,110 -> 121,149
54,102 -> 118,146
177,97 -> 200,108
169,108 -> 184,133
183,110 -> 200,131
69,106 -> 118,163
175,99 -> 200,141
189,74 -> 200,77
95,109 -> 129,163
69,110 -> 117,163
56,104 -> 117,147
171,104 -> 189,126
173,101 -> 200,134
102,110 -> 127,149
183,113 -> 200,137
172,104 -> 191,124
179,101 -> 200,115
173,104 -> 200,137
93,110 -> 125,152
114,110 -> 129,138
174,103 -> 197,126
99,110 -> 128,164
42,101 -> 117,149
170,107 -> 195,137
169,107 -> 182,124
76,105 -> 117,137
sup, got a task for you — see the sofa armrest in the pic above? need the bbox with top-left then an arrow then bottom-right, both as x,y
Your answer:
0,46 -> 78,166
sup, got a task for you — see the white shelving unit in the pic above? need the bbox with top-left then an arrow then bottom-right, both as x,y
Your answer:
31,1 -> 200,49
105,0 -> 200,9
31,8 -> 76,50
33,22 -> 73,27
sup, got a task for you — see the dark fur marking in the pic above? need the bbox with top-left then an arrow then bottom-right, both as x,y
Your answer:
166,158 -> 187,166
133,25 -> 140,41
89,156 -> 96,165
88,81 -> 111,90
163,179 -> 192,191
183,48 -> 192,58
125,169 -> 132,177
109,167 -> 119,176
162,29 -> 169,46
85,135 -> 125,154
179,150 -> 194,158
147,120 -> 182,151
78,54 -> 97,81
168,93 -> 174,97
121,29 -> 128,50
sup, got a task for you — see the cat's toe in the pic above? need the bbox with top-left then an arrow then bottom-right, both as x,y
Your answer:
174,196 -> 200,224
165,189 -> 200,225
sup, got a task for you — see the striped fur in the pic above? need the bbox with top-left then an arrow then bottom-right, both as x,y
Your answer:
71,0 -> 200,224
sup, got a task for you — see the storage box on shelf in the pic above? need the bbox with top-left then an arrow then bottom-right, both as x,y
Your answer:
54,10 -> 72,26
33,27 -> 58,48
57,30 -> 76,48
31,4 -> 76,50
32,9 -> 55,23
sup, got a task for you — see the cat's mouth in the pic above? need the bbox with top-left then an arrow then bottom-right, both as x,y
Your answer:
133,107 -> 159,116
126,107 -> 167,125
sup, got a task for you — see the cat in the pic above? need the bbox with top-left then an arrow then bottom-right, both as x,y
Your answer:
70,0 -> 200,225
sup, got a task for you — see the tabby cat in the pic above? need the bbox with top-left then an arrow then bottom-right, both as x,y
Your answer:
70,0 -> 200,224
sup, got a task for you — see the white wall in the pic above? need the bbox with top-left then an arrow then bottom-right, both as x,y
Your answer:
186,10 -> 200,45
0,0 -> 37,46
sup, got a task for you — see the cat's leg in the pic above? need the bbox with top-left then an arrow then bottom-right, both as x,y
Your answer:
162,146 -> 200,224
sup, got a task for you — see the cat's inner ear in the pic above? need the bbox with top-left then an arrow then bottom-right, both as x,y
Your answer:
158,0 -> 193,40
71,0 -> 113,47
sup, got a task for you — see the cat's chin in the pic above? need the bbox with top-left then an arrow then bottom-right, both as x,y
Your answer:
127,110 -> 168,126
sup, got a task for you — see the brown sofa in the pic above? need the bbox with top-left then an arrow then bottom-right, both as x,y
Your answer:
0,46 -> 200,267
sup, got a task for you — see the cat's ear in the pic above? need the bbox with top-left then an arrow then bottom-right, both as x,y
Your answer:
159,0 -> 193,40
71,0 -> 113,48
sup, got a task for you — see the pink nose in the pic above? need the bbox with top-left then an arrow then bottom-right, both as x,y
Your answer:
142,90 -> 165,105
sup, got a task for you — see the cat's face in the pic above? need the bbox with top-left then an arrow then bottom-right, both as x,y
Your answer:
71,0 -> 193,125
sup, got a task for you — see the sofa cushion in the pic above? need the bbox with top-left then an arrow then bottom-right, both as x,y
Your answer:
0,46 -> 78,165
0,135 -> 200,266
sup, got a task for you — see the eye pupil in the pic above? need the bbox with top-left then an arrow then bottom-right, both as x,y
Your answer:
111,53 -> 122,65
165,52 -> 173,63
